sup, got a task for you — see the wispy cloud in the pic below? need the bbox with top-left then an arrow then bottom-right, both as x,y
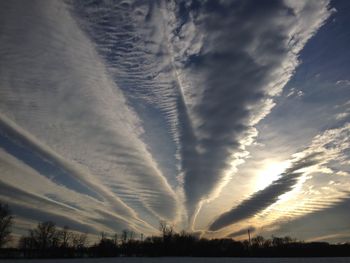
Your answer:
209,157 -> 316,231
0,147 -> 155,236
209,123 -> 350,231
68,1 -> 334,227
336,79 -> 350,86
0,0 -> 178,231
166,0 -> 333,224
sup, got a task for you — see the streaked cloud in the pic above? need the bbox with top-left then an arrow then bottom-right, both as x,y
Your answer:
169,0 -> 332,224
209,123 -> 350,231
0,0 -> 178,231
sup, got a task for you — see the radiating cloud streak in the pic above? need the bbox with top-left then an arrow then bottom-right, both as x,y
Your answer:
70,0 -> 184,182
0,0 -> 178,228
0,147 -> 156,236
167,0 -> 333,222
64,0 -> 335,229
261,196 -> 350,243
209,123 -> 350,231
67,1 -> 333,226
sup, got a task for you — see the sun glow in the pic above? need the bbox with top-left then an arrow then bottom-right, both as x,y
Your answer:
255,160 -> 290,191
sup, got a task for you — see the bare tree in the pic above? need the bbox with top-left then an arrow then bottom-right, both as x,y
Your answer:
113,233 -> 118,246
272,235 -> 284,247
251,235 -> 265,248
128,231 -> 134,241
33,221 -> 59,250
0,203 -> 14,248
72,232 -> 88,249
59,225 -> 74,248
18,235 -> 34,250
263,239 -> 272,248
159,220 -> 173,242
283,236 -> 295,244
121,229 -> 128,244
100,231 -> 107,241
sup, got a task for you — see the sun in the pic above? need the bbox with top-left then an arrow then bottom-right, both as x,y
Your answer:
254,160 -> 290,191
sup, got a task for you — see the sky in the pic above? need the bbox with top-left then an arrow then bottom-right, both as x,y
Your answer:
0,0 -> 349,244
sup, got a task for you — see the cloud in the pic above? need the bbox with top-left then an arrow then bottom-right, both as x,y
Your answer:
262,196 -> 350,243
336,79 -> 350,86
0,0 -> 340,236
0,183 -> 98,234
209,170 -> 306,231
165,0 -> 333,223
0,0 -> 178,230
335,112 -> 349,120
69,0 -> 185,181
0,147 -> 157,235
69,1 -> 333,227
286,88 -> 304,98
209,123 -> 350,231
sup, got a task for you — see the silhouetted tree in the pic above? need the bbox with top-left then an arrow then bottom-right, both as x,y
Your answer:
283,236 -> 295,244
159,220 -> 173,242
72,232 -> 87,249
4,215 -> 350,259
93,232 -> 117,257
128,230 -> 135,241
59,225 -> 73,248
251,235 -> 264,248
121,229 -> 128,244
0,203 -> 13,248
113,233 -> 118,246
18,236 -> 33,250
100,232 -> 107,242
32,221 -> 59,250
263,238 -> 272,248
272,235 -> 284,247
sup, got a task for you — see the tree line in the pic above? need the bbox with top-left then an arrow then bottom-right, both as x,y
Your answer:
1,203 -> 350,258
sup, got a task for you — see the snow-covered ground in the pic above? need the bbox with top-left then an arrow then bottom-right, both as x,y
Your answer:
2,258 -> 350,263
